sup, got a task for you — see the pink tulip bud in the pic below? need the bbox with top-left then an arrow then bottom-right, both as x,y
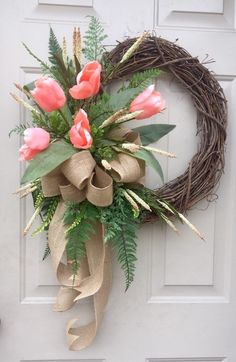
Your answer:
130,84 -> 165,120
24,128 -> 50,151
69,109 -> 92,149
31,77 -> 66,112
69,61 -> 101,100
19,144 -> 39,161
19,128 -> 50,161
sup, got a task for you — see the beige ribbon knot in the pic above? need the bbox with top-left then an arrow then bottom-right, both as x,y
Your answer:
41,150 -> 113,207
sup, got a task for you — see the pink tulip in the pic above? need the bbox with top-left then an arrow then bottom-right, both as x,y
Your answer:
19,144 -> 39,161
24,128 -> 50,151
130,84 -> 165,120
19,128 -> 50,161
31,77 -> 66,112
69,109 -> 92,149
69,61 -> 101,100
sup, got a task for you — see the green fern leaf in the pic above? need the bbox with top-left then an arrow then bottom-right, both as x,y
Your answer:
83,16 -> 108,61
42,242 -> 51,261
9,123 -> 29,137
32,196 -> 60,235
48,27 -> 62,64
64,201 -> 99,276
128,68 -> 162,89
100,187 -> 140,290
116,221 -> 138,291
87,92 -> 113,125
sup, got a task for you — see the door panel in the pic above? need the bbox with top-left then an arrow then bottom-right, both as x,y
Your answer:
1,1 -> 236,361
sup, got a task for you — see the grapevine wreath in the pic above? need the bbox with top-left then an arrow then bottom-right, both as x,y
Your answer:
107,37 -> 227,213
10,17 -> 227,350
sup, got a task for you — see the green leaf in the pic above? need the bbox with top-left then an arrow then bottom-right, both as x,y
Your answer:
100,187 -> 139,291
88,92 -> 113,126
64,201 -> 99,276
42,243 -> 51,261
132,148 -> 164,183
9,123 -> 28,138
108,88 -> 141,112
74,55 -> 81,74
21,141 -> 77,185
128,68 -> 163,89
83,16 -> 108,61
48,27 -> 62,65
22,42 -> 50,73
132,124 -> 176,146
23,81 -> 35,92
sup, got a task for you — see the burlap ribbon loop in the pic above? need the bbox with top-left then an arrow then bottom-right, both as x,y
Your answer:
43,132 -> 145,350
42,151 -> 113,207
61,151 -> 96,190
110,153 -> 144,183
87,166 -> 113,206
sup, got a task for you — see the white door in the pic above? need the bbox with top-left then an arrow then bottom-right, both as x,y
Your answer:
1,1 -> 236,361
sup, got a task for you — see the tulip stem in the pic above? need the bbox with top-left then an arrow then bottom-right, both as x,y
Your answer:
58,108 -> 70,128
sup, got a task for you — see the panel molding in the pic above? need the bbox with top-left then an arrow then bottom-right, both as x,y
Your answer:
147,74 -> 236,304
23,0 -> 95,24
19,66 -> 92,305
19,66 -> 60,304
38,0 -> 93,6
146,358 -> 227,362
154,0 -> 236,30
21,360 -> 105,362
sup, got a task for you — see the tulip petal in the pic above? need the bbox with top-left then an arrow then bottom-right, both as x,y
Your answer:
69,82 -> 94,99
24,128 -> 50,151
130,84 -> 155,108
72,61 -> 102,100
74,109 -> 90,130
69,110 -> 92,149
89,69 -> 101,94
130,86 -> 165,120
19,144 -> 39,161
31,77 -> 66,112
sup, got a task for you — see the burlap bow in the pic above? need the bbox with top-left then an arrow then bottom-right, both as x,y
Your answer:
41,130 -> 145,350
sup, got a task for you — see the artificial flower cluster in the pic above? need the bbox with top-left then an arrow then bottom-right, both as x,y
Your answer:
18,60 -> 164,160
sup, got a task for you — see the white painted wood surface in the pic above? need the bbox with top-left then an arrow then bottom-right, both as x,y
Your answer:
1,0 -> 236,361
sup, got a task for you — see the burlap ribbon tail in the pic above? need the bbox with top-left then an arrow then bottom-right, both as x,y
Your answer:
41,129 -> 144,350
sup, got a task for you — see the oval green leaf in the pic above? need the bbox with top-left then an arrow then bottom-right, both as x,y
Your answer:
132,148 -> 164,183
132,124 -> 176,146
21,141 -> 77,185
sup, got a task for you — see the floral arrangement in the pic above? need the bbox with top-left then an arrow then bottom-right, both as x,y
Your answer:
11,17 -> 203,350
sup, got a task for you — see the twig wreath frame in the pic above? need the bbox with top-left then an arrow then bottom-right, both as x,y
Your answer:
107,36 -> 227,214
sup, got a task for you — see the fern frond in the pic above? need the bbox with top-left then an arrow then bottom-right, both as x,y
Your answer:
34,191 -> 44,209
49,27 -> 62,61
87,92 -> 113,125
9,123 -> 29,137
100,187 -> 140,290
42,242 -> 51,261
116,220 -> 138,291
48,27 -> 75,89
32,196 -> 60,236
128,68 -> 162,89
47,110 -> 70,135
83,16 -> 108,61
64,201 -> 99,276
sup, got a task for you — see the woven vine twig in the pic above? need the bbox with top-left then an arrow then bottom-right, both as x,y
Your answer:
106,36 -> 227,215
